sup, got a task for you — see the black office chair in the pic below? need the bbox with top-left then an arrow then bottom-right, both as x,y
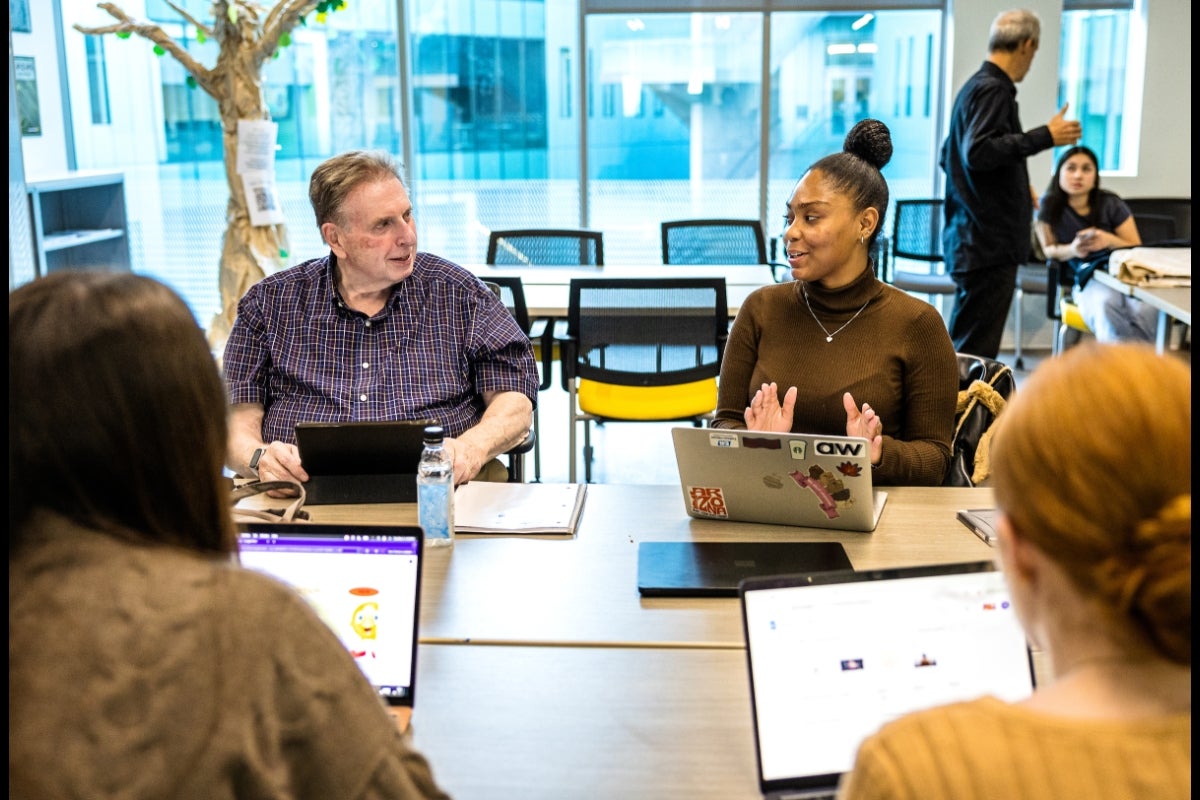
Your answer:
888,199 -> 955,309
486,229 -> 604,266
1122,197 -> 1191,243
660,218 -> 782,284
1013,222 -> 1050,369
485,276 -> 553,482
944,352 -> 1016,487
556,277 -> 728,483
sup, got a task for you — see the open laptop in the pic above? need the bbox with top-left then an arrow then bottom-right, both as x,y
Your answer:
236,522 -> 424,716
672,427 -> 887,532
295,419 -> 436,505
740,561 -> 1035,799
637,541 -> 851,598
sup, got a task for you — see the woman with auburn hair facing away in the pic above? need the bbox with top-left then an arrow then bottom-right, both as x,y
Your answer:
10,272 -> 450,799
712,118 -> 957,485
838,342 -> 1190,800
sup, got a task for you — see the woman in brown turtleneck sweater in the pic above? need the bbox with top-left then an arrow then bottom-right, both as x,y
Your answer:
712,119 -> 957,486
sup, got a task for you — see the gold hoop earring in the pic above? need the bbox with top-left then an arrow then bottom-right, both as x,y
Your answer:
859,236 -> 866,246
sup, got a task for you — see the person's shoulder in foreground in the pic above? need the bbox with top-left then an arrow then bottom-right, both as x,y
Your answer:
9,270 -> 451,800
837,342 -> 1191,800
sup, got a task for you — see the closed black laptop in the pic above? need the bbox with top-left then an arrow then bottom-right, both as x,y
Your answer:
295,419 -> 436,505
636,541 -> 852,597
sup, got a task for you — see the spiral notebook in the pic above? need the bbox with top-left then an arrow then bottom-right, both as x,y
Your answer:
454,482 -> 588,534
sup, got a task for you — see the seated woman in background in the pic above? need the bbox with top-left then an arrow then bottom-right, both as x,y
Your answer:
838,342 -> 1190,800
712,118 -> 957,486
9,272 -> 450,800
1036,145 -> 1156,342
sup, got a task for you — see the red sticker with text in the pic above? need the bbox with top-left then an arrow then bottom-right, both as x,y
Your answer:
687,486 -> 728,518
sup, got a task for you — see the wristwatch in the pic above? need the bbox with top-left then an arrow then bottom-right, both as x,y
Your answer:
248,446 -> 267,478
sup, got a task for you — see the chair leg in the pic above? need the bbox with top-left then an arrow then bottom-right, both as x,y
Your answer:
532,406 -> 542,483
1013,287 -> 1024,369
583,418 -> 593,484
568,381 -> 578,484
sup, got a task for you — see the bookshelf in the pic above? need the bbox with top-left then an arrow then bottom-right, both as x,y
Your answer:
27,170 -> 131,276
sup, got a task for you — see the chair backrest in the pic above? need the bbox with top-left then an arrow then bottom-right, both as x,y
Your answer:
661,219 -> 767,265
487,229 -> 604,266
944,353 -> 1016,487
1123,197 -> 1191,242
891,199 -> 945,264
482,276 -> 531,334
1132,213 -> 1177,245
562,278 -> 728,388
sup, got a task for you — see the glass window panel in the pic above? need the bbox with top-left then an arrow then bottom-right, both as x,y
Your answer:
408,0 -> 580,264
586,12 -> 764,264
1056,8 -> 1134,172
767,10 -> 941,256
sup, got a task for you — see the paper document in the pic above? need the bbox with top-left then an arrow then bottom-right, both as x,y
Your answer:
454,482 -> 587,535
1110,247 -> 1191,287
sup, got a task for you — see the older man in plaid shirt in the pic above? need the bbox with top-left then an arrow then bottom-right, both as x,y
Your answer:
224,150 -> 538,486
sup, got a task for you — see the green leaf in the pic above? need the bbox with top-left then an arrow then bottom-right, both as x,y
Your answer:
153,44 -> 165,56
227,4 -> 238,24
272,49 -> 281,59
279,249 -> 288,259
186,75 -> 197,89
299,15 -> 307,27
280,32 -> 291,47
196,29 -> 207,44
115,30 -> 131,39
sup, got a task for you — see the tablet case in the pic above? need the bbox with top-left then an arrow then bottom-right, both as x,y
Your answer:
295,420 -> 437,505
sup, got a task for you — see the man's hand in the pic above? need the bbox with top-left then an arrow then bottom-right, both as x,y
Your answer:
1047,103 -> 1082,146
443,437 -> 488,485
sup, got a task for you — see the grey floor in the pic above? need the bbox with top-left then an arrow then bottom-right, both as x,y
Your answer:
519,347 -> 1049,486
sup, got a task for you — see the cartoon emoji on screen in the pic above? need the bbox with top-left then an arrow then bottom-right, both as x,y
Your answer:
348,587 -> 380,659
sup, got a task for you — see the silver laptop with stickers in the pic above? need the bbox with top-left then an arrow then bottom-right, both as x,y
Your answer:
671,427 -> 887,532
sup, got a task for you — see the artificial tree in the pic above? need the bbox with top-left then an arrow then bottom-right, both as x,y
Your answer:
75,0 -> 343,348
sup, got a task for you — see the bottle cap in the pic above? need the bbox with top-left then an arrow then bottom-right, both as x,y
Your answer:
423,425 -> 445,444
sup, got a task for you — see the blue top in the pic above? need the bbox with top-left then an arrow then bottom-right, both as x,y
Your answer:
223,252 -> 539,444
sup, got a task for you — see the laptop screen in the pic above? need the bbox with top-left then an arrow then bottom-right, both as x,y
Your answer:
236,523 -> 424,707
740,561 -> 1034,794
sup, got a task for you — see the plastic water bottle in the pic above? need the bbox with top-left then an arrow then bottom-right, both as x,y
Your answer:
417,425 -> 455,548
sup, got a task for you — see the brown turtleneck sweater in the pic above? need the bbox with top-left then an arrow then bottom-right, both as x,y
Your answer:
713,268 -> 957,485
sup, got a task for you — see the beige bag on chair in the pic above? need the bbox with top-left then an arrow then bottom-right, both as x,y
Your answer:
230,480 -> 310,523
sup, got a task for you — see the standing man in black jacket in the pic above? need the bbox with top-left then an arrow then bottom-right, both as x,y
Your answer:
941,8 -> 1081,358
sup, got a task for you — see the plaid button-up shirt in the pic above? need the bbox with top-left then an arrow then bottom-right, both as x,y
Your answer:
223,252 -> 538,444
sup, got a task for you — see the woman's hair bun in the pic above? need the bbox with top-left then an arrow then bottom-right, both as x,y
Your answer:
843,119 -> 893,171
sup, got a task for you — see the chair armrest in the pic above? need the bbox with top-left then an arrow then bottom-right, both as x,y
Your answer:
1046,259 -> 1072,321
505,428 -> 536,456
555,329 -> 579,390
529,318 -> 553,391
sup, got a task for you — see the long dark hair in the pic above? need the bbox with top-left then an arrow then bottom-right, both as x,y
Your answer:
1041,145 -> 1102,227
9,272 -> 235,556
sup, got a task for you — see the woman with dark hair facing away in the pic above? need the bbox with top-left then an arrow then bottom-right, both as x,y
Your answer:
838,342 -> 1190,800
9,272 -> 450,799
1036,144 -> 1155,342
712,119 -> 957,486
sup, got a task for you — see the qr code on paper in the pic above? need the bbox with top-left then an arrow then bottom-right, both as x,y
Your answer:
253,187 -> 277,212
687,486 -> 728,518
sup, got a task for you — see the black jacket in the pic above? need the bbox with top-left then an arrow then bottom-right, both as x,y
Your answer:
940,61 -> 1054,272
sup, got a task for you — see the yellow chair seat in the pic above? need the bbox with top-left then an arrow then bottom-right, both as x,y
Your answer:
1059,298 -> 1092,333
577,377 -> 717,420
